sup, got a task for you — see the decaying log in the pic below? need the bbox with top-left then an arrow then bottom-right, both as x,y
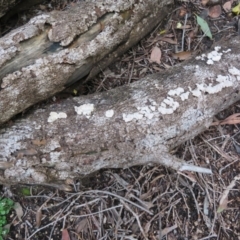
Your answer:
0,36 -> 240,188
0,0 -> 173,125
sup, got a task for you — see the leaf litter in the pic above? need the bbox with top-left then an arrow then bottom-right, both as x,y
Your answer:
1,0 -> 240,239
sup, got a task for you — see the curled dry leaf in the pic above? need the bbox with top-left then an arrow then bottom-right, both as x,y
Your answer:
209,5 -> 222,18
172,51 -> 193,60
150,46 -> 161,64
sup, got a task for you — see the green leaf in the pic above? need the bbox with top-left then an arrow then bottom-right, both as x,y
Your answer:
20,187 -> 31,196
196,15 -> 212,39
232,3 -> 240,15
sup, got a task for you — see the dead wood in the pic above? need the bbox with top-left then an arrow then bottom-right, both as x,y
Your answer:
0,0 -> 172,125
0,36 -> 239,188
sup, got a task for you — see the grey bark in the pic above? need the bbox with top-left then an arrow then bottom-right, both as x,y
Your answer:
0,36 -> 239,189
0,0 -> 172,125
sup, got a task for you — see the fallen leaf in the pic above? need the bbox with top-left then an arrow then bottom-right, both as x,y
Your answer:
172,51 -> 193,60
75,218 -> 88,233
209,5 -> 222,18
176,24 -> 191,29
32,139 -> 47,146
150,46 -> 161,64
178,7 -> 187,17
161,224 -> 178,236
201,0 -> 209,6
211,113 -> 240,125
232,3 -> 240,15
62,229 -> 70,240
36,209 -> 42,227
217,174 -> 240,213
223,1 -> 232,12
196,15 -> 213,39
13,202 -> 23,221
160,37 -> 178,44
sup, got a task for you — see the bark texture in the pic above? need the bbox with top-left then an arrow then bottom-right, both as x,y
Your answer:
0,37 -> 240,188
0,0 -> 173,125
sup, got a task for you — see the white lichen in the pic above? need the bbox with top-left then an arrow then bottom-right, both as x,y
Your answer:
105,109 -> 114,118
47,112 -> 67,123
74,103 -> 94,118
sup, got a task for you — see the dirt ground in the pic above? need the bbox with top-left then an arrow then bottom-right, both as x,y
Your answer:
0,0 -> 239,239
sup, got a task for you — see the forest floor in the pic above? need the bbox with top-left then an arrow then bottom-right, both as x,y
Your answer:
0,0 -> 239,239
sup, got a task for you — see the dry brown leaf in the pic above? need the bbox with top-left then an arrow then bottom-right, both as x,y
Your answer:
36,209 -> 42,228
223,1 -> 232,12
217,174 -> 240,213
202,0 -> 210,6
13,202 -> 23,221
176,25 -> 191,29
150,46 -> 161,64
211,113 -> 240,125
15,148 -> 38,158
161,224 -> 178,236
32,139 -> 47,146
209,5 -> 222,18
172,51 -> 193,60
62,229 -> 70,240
162,62 -> 171,69
160,37 -> 178,44
178,7 -> 187,17
75,218 -> 88,233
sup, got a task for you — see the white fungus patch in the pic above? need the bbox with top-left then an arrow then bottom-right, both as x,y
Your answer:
196,46 -> 223,64
228,66 -> 240,80
189,74 -> 234,96
47,112 -> 67,123
168,87 -> 184,96
123,112 -> 143,122
158,97 -> 180,115
180,92 -> 190,101
222,49 -> 231,53
74,103 -> 94,118
105,109 -> 114,118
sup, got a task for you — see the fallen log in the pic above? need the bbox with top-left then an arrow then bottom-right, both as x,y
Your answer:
0,36 -> 239,188
0,0 -> 172,125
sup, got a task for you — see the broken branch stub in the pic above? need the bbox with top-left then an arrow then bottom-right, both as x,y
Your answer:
0,37 -> 240,187
0,0 -> 173,125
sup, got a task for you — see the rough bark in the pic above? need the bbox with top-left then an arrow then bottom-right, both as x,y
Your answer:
0,0 -> 172,125
0,36 -> 239,189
